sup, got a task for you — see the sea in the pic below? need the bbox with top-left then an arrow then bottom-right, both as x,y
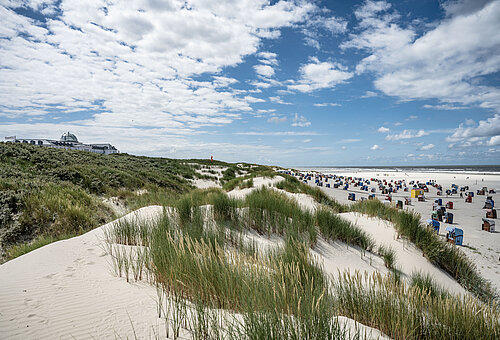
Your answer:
294,165 -> 500,176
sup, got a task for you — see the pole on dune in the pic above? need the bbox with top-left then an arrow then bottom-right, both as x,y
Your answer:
211,155 -> 213,162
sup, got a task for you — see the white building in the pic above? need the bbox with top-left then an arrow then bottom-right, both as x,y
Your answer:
3,132 -> 119,155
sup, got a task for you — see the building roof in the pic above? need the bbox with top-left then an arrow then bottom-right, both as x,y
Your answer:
60,132 -> 78,143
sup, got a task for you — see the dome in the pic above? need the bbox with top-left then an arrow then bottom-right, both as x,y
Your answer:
60,132 -> 78,143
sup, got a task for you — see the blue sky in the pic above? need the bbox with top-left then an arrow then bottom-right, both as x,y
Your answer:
1,0 -> 499,166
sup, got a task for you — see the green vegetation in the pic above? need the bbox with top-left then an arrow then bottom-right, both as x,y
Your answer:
335,272 -> 499,340
315,208 -> 374,252
104,189 -> 500,339
350,199 -> 497,302
377,245 -> 395,269
276,176 -> 497,303
222,169 -> 275,191
275,175 -> 346,212
104,190 -> 375,339
410,271 -> 449,300
0,143 -> 269,261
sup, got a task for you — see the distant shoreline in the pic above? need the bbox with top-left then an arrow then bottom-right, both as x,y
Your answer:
290,165 -> 500,175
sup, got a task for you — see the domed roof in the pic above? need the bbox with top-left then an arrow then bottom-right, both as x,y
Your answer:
60,132 -> 78,143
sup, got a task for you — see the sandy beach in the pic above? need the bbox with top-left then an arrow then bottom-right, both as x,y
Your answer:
0,170 -> 497,339
295,168 -> 500,293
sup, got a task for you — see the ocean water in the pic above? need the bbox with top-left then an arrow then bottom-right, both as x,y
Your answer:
295,165 -> 500,175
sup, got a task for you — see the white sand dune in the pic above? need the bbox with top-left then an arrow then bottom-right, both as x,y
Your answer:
227,176 -> 317,212
0,203 -> 389,339
0,206 -> 169,339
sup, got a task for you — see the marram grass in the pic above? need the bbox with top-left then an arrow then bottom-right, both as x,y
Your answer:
104,189 -> 500,339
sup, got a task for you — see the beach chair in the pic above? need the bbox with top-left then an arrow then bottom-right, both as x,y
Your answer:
483,200 -> 493,209
348,193 -> 355,201
444,212 -> 453,224
431,211 -> 439,221
446,201 -> 453,209
482,218 -> 496,232
465,196 -> 472,203
486,209 -> 497,219
446,227 -> 463,245
427,219 -> 440,233
418,195 -> 425,202
405,197 -> 411,205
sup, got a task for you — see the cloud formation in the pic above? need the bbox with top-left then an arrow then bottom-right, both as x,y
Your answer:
288,57 -> 352,93
343,0 -> 500,113
0,0 -> 315,145
386,129 -> 428,141
291,113 -> 311,127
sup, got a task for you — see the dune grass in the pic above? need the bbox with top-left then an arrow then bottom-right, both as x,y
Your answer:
350,199 -> 497,302
334,272 -> 499,340
410,271 -> 449,300
377,245 -> 396,269
104,188 -> 386,339
104,188 -> 500,339
275,175 -> 346,212
222,170 -> 276,191
315,208 -> 375,252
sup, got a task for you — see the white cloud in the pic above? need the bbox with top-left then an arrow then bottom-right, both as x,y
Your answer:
244,95 -> 265,103
234,131 -> 319,136
423,104 -> 468,110
288,57 -> 352,93
257,51 -> 278,65
488,135 -> 500,146
267,115 -> 287,124
291,113 -> 311,127
370,144 -> 382,150
301,14 -> 347,50
446,114 -> 500,147
378,126 -> 389,133
269,96 -> 291,105
254,64 -> 275,77
212,76 -> 238,88
250,81 -> 272,88
420,143 -> 435,150
313,102 -> 341,107
336,138 -> 361,143
361,90 -> 377,98
343,0 -> 500,113
0,0 -> 316,142
407,115 -> 418,120
385,129 -> 429,141
465,118 -> 475,126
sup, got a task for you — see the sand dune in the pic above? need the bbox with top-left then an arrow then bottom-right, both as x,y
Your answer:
1,202 -> 390,339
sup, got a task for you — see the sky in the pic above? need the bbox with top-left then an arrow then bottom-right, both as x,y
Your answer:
0,0 -> 499,166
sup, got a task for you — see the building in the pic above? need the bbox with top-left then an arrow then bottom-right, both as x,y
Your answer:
3,132 -> 119,155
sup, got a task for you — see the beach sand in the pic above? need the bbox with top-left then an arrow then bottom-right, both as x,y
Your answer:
2,171 -> 492,338
0,191 -> 386,339
296,169 -> 500,293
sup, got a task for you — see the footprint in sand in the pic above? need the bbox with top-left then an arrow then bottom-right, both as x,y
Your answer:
44,273 -> 56,279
